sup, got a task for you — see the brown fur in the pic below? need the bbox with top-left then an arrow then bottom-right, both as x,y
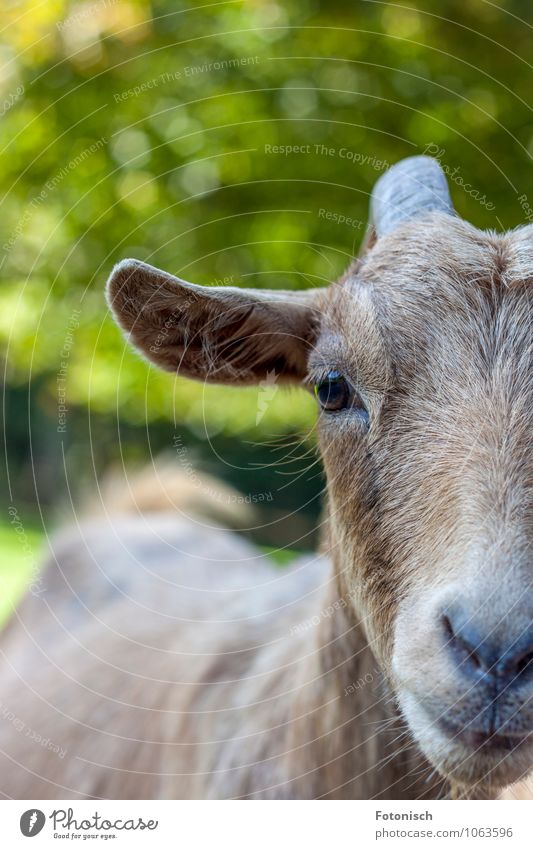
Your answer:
1,158 -> 532,799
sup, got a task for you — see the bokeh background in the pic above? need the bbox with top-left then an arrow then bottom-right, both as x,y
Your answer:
1,0 -> 532,623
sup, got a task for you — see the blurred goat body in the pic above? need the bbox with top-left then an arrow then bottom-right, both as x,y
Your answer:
0,508 -> 341,799
1,156 -> 533,799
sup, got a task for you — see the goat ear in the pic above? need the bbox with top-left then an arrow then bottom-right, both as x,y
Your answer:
358,223 -> 377,256
106,260 -> 321,385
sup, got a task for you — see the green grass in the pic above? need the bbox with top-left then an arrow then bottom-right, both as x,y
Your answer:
0,520 -> 44,627
258,545 -> 303,567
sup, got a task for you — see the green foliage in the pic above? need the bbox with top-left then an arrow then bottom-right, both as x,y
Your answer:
1,0 -> 531,439
0,520 -> 43,625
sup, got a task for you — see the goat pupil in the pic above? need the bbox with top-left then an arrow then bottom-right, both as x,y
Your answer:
315,372 -> 369,424
315,373 -> 350,411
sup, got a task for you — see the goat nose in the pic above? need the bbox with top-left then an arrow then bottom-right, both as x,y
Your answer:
442,605 -> 533,689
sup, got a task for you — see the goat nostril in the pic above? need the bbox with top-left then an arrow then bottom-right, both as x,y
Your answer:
442,614 -> 482,671
442,614 -> 453,641
442,607 -> 533,685
515,648 -> 533,678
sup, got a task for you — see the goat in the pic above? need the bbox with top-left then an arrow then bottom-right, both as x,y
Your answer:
1,156 -> 533,799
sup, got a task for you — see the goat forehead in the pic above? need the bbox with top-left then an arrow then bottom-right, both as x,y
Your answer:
339,216 -> 533,297
366,214 -> 532,274
325,218 -> 533,371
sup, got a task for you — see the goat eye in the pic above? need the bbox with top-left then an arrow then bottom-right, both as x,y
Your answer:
314,371 -> 369,422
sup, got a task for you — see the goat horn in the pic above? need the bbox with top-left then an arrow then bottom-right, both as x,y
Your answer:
370,155 -> 455,237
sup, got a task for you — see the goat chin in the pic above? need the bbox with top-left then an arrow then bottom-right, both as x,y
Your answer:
499,777 -> 533,799
398,691 -> 533,798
